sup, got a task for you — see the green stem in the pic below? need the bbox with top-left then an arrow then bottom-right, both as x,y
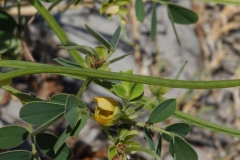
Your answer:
28,124 -> 40,160
100,125 -> 115,143
139,96 -> 240,138
76,77 -> 93,97
1,63 -> 240,89
27,0 -> 84,65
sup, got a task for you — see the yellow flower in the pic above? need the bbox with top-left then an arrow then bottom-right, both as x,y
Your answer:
94,97 -> 120,126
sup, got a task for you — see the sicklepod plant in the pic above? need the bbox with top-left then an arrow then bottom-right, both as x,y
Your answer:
1,0 -> 240,160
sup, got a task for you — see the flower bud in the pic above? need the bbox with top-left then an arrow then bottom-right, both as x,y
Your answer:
94,97 -> 121,126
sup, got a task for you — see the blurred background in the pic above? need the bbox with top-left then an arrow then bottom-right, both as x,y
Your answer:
1,0 -> 240,159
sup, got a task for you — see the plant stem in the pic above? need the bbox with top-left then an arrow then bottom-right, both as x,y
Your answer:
1,64 -> 240,89
76,77 -> 93,97
27,0 -> 84,65
28,124 -> 40,160
100,125 -> 115,143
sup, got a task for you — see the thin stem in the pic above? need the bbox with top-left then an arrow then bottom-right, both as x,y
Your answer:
28,124 -> 40,160
27,0 -> 84,65
76,77 -> 93,97
135,122 -> 171,136
1,64 -> 240,89
100,125 -> 115,143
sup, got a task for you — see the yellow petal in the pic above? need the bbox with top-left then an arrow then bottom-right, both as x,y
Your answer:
93,97 -> 117,111
106,5 -> 119,15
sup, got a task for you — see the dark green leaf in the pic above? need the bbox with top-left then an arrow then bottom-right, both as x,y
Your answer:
167,3 -> 198,24
114,0 -> 131,5
30,113 -> 64,137
59,45 -> 97,57
85,25 -> 112,50
167,6 -> 181,46
163,123 -> 190,142
199,0 -> 240,5
122,130 -> 139,141
113,84 -> 127,99
40,0 -> 58,2
49,93 -> 69,105
108,145 -> 117,160
148,99 -> 176,123
70,110 -> 90,137
36,133 -> 72,160
129,83 -> 144,100
169,140 -> 174,157
54,58 -> 82,68
1,85 -> 43,104
0,11 -> 16,38
151,3 -> 157,41
174,61 -> 187,80
0,150 -> 32,160
54,125 -> 72,153
135,0 -> 145,22
0,125 -> 29,149
65,95 -> 81,128
109,52 -> 131,64
155,134 -> 162,157
110,26 -> 121,49
173,136 -> 198,160
144,126 -> 155,151
20,102 -> 65,125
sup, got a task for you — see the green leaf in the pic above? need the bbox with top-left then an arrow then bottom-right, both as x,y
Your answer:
0,150 -> 32,160
144,126 -> 155,151
109,52 -> 131,64
114,0 -> 131,5
122,130 -> 139,141
30,113 -> 64,137
148,99 -> 176,123
167,6 -> 181,46
0,73 -> 11,86
199,0 -> 240,5
124,147 -> 161,160
0,125 -> 29,149
49,93 -> 69,105
54,125 -> 72,153
65,95 -> 81,128
60,45 -> 97,57
151,3 -> 157,41
129,83 -> 144,100
167,3 -> 198,24
70,110 -> 90,137
169,140 -> 174,157
173,136 -> 198,160
0,11 -> 16,38
40,0 -> 58,2
110,26 -> 121,49
1,85 -> 43,104
85,24 -> 112,50
54,58 -> 82,68
135,0 -> 145,22
108,145 -> 117,160
95,46 -> 108,60
155,134 -> 162,157
174,61 -> 187,80
36,133 -> 72,160
113,84 -> 128,99
20,102 -> 65,125
163,123 -> 191,142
